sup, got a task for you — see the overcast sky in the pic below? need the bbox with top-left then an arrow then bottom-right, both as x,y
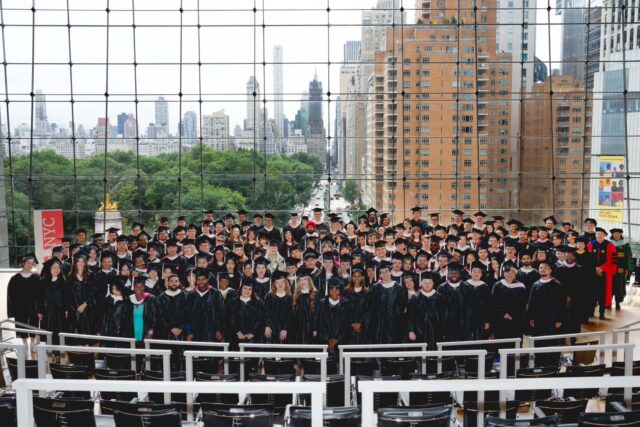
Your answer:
0,0 -> 562,134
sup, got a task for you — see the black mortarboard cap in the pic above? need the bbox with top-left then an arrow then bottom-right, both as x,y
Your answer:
610,228 -> 623,235
366,207 -> 378,214
474,211 -> 487,218
75,228 -> 87,235
253,256 -> 269,266
543,215 -> 558,225
264,212 -> 275,219
411,206 -> 422,212
224,213 -> 235,220
595,227 -> 608,235
452,209 -> 465,216
21,252 -> 38,264
378,260 -> 392,270
463,218 -> 475,225
286,256 -> 301,266
106,227 -> 120,233
165,238 -> 179,247
493,215 -> 505,221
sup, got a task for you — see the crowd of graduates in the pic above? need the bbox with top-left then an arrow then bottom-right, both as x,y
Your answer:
6,207 -> 635,356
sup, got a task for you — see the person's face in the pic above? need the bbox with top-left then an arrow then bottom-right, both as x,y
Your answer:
375,246 -> 386,257
116,241 -> 127,252
111,285 -> 122,297
539,263 -> 551,277
176,231 -> 186,241
596,231 -> 606,243
94,237 -> 104,245
219,278 -> 230,290
166,245 -> 177,256
255,264 -> 267,276
149,270 -> 158,280
134,257 -> 145,269
404,278 -> 415,290
538,231 -> 548,240
478,249 -> 488,260
202,223 -> 211,233
287,264 -> 297,276
188,229 -> 197,238
430,241 -> 440,253
138,235 -> 148,247
77,232 -> 86,243
329,286 -> 341,300
215,223 -> 223,233
417,256 -> 428,269
438,256 -> 448,268
197,258 -> 208,268
131,225 -> 141,235
565,253 -> 576,264
268,245 -> 278,255
148,247 -> 158,259
448,269 -> 461,283
134,284 -> 145,297
196,275 -> 208,289
545,220 -> 554,229
168,276 -> 180,290
225,219 -> 233,228
521,255 -> 532,266
379,268 -> 391,282
159,231 -> 169,240
488,237 -> 498,247
275,279 -> 286,291
50,262 -> 61,277
23,259 -> 34,271
300,279 -> 310,291
556,252 -> 566,261
421,279 -> 434,292
458,235 -> 467,245
613,231 -> 622,241
121,265 -> 131,276
454,214 -> 462,223
265,217 -> 273,228
577,241 -> 586,250
505,247 -> 516,258
452,252 -> 462,263
518,231 -> 527,241
471,267 -> 483,280
503,268 -> 515,281
102,257 -> 113,270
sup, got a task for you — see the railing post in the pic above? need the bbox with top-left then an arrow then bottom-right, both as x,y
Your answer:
311,386 -> 323,427
15,380 -> 33,427
499,349 -> 508,418
477,352 -> 486,427
624,345 -> 633,410
36,345 -> 47,397
337,347 -> 342,374
185,352 -> 194,422
361,389 -> 374,426
612,330 -> 618,363
162,352 -> 171,404
239,355 -> 245,382
421,344 -> 427,373
344,353 -> 351,406
15,345 -> 27,381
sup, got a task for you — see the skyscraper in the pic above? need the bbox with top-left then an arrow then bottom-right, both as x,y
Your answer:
34,89 -> 48,134
343,40 -> 361,62
117,113 -> 128,137
307,72 -> 327,169
180,110 -> 197,141
154,96 -> 169,134
246,76 -> 261,131
202,110 -> 229,151
273,46 -> 284,146
123,114 -> 137,139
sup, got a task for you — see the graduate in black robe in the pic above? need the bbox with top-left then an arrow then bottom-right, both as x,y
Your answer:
100,279 -> 126,338
120,278 -> 158,341
40,260 -> 74,345
527,260 -> 567,338
292,275 -> 318,345
554,248 -> 586,334
228,280 -> 265,350
368,261 -> 408,344
7,253 -> 41,337
184,269 -> 226,342
252,256 -> 272,300
68,255 -> 97,339
437,263 -> 474,342
516,249 -> 540,295
315,281 -> 349,356
346,267 -> 370,344
574,235 -> 597,320
465,265 -> 493,340
155,273 -> 188,340
263,272 -> 293,344
408,273 -> 445,350
492,264 -> 528,339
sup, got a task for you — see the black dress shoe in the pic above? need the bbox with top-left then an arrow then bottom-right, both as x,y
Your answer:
599,313 -> 605,320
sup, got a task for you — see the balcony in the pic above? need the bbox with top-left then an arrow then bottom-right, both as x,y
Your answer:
478,109 -> 488,116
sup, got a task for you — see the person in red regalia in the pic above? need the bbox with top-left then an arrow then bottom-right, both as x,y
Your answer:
587,227 -> 618,319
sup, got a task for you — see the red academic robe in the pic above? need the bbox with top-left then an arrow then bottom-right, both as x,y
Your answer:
587,240 -> 617,307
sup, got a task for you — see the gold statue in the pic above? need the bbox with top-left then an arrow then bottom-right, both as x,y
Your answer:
98,194 -> 119,212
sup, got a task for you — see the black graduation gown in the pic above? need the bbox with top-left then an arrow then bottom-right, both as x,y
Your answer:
555,264 -> 586,332
346,290 -> 370,344
253,277 -> 272,301
228,297 -> 265,350
100,295 -> 126,337
527,279 -> 567,336
264,293 -> 293,344
466,280 -> 493,340
491,280 -> 528,339
574,250 -> 597,319
184,286 -> 226,342
69,274 -> 97,336
408,291 -> 445,350
292,293 -> 316,345
7,272 -> 40,333
120,294 -> 158,340
516,268 -> 541,296
437,282 -> 474,342
156,291 -> 188,340
41,276 -> 74,342
368,282 -> 408,344
315,298 -> 349,349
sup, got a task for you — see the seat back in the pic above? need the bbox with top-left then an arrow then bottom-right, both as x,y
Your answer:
462,401 -> 519,427
463,371 -> 499,402
195,372 -> 240,405
514,367 -> 560,401
262,358 -> 296,376
6,357 -> 38,381
0,396 -> 17,427
140,370 -> 187,403
93,368 -> 138,403
424,356 -> 456,374
578,410 -> 640,426
564,364 -> 606,399
485,415 -> 559,426
248,374 -> 294,414
301,357 -> 337,375
33,397 -> 96,427
572,340 -> 599,366
348,358 -> 378,377
301,374 -> 345,407
605,392 -> 640,412
535,399 -> 588,424
113,408 -> 181,427
66,352 -> 96,370
289,405 -> 360,427
380,358 -> 419,379
202,404 -> 274,427
377,406 -> 452,427
463,352 -> 497,374
409,372 -> 456,407
105,353 -> 132,370
48,363 -> 91,399
355,375 -> 400,410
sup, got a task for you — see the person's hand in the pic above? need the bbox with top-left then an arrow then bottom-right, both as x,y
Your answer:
186,334 -> 194,341
504,313 -> 513,320
264,326 -> 272,339
408,332 -> 417,341
529,320 -> 535,328
352,323 -> 362,333
596,267 -> 603,276
554,322 -> 562,329
484,323 -> 490,330
170,327 -> 182,336
279,330 -> 287,341
237,332 -> 245,340
145,330 -> 153,339
37,313 -> 43,321
313,331 -> 317,337
245,333 -> 254,340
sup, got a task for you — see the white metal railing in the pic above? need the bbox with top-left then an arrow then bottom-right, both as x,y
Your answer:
359,376 -> 640,426
59,332 -> 135,349
239,343 -> 327,352
342,349 -> 487,407
528,331 -> 607,363
612,327 -> 640,362
144,338 -> 229,371
0,342 -> 27,380
498,343 -> 635,416
337,343 -> 427,373
0,325 -> 53,346
184,349 -> 329,422
34,344 -> 172,402
13,378 -> 326,427
437,337 -> 521,351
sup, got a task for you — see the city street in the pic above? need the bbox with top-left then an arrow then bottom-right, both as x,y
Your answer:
303,177 -> 352,223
